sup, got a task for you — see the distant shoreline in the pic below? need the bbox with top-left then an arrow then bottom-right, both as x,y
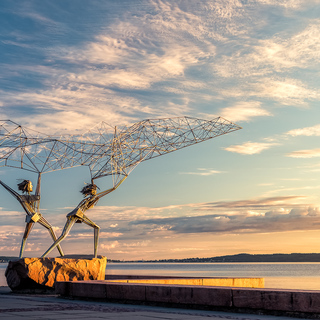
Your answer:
110,253 -> 320,263
2,253 -> 320,264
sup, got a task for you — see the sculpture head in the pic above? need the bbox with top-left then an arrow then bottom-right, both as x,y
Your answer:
17,180 -> 33,194
81,183 -> 98,197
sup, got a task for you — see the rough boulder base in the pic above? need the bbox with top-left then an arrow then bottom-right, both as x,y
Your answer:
5,256 -> 107,293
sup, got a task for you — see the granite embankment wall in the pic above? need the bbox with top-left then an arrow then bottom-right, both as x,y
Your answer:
55,278 -> 320,316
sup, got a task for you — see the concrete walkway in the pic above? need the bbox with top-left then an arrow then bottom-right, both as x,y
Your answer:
0,287 -> 306,320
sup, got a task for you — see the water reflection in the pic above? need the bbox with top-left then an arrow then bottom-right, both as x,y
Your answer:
1,262 -> 320,290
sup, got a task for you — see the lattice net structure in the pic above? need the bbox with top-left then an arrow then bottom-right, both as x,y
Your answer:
0,120 -> 80,173
80,116 -> 242,184
1,117 -> 241,183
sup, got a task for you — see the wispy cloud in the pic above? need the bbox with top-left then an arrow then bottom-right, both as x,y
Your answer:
219,101 -> 272,122
287,124 -> 320,137
255,0 -> 304,9
261,185 -> 320,198
213,19 -> 320,107
3,0 -> 319,134
253,78 -> 320,106
0,0 -> 318,140
100,241 -> 119,251
179,168 -> 224,176
223,121 -> 320,158
0,87 -> 151,133
215,20 -> 320,77
286,148 -> 320,158
202,196 -> 308,209
224,141 -> 278,155
218,78 -> 320,106
256,0 -> 320,9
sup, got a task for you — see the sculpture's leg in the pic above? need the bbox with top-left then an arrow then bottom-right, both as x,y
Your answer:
19,221 -> 34,258
38,216 -> 64,257
41,216 -> 77,258
82,214 -> 100,258
94,227 -> 99,259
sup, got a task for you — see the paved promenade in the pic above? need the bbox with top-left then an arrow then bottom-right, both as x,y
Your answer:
0,287 -> 305,320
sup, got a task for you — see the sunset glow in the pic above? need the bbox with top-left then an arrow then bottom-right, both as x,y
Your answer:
1,0 -> 320,260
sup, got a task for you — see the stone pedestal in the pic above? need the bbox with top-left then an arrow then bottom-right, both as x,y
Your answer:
5,255 -> 107,293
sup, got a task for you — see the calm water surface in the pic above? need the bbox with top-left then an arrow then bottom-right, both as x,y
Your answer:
2,262 -> 320,290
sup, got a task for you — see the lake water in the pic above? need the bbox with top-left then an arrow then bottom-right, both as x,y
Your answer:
2,262 -> 320,290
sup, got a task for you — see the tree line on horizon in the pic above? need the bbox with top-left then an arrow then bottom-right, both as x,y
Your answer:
2,253 -> 320,263
109,253 -> 320,263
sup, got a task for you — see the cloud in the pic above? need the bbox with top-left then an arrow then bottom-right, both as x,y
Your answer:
0,87 -> 151,134
286,148 -> 320,158
63,35 -> 131,65
147,0 -> 248,38
2,0 -> 319,136
12,5 -> 68,32
0,245 -> 19,252
219,101 -> 272,122
255,0 -> 320,10
255,0 -> 304,8
202,196 -> 308,210
225,121 -> 320,160
257,0 -> 320,10
286,124 -> 320,137
215,20 -> 320,77
24,242 -> 41,252
0,41 -> 210,133
90,195 -> 316,238
212,19 -> 320,106
1,1 -> 221,133
122,240 -> 151,247
169,247 -> 206,252
224,141 -> 278,155
255,185 -> 319,198
218,78 -> 320,106
100,241 -> 119,251
5,0 -> 313,134
99,232 -> 123,239
179,168 -> 224,176
258,183 -> 274,186
0,194 -> 317,257
130,206 -> 320,234
253,78 -> 320,106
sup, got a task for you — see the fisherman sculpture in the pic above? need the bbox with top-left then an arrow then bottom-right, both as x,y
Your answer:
0,174 -> 64,258
42,178 -> 126,258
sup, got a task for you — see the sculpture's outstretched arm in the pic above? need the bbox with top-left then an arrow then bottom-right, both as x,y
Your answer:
93,175 -> 127,200
0,179 -> 38,217
0,180 -> 22,202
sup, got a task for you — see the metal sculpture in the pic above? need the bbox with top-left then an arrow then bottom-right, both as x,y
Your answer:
0,117 -> 242,258
0,121 -> 65,257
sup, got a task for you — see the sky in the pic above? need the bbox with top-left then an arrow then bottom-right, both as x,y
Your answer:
1,0 -> 320,260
